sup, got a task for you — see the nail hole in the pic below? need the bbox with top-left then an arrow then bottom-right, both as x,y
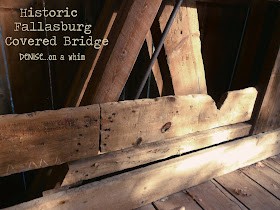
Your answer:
161,122 -> 172,133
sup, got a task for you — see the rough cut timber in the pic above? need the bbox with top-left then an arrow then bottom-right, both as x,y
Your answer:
251,11 -> 280,135
9,128 -> 280,210
81,0 -> 163,105
0,105 -> 100,177
0,88 -> 256,177
62,123 -> 251,186
158,0 -> 207,95
145,31 -> 164,96
101,87 -> 257,152
65,0 -> 118,107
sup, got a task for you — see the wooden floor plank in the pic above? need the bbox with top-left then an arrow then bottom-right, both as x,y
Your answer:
135,204 -> 156,210
269,155 -> 280,165
153,191 -> 202,210
240,163 -> 280,198
187,181 -> 247,210
215,170 -> 280,210
263,158 -> 280,173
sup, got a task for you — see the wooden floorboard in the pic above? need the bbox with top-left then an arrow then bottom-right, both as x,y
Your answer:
240,164 -> 280,198
187,181 -> 247,210
263,158 -> 280,173
135,204 -> 156,210
139,154 -> 280,210
215,170 -> 280,210
153,191 -> 202,210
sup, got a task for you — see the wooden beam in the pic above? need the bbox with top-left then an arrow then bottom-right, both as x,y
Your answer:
146,31 -> 164,96
100,87 -> 257,152
158,0 -> 207,95
81,0 -> 163,105
9,128 -> 280,209
0,105 -> 100,177
65,0 -> 118,107
62,123 -> 251,186
251,9 -> 280,134
0,88 -> 256,177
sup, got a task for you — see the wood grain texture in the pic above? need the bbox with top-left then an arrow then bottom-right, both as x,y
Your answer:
263,158 -> 280,173
153,191 -> 202,210
240,163 -> 280,198
0,0 -> 51,113
0,105 -> 100,177
146,31 -> 164,96
135,204 -> 156,210
65,0 -> 118,107
253,49 -> 280,134
215,170 -> 280,209
101,87 -> 257,152
251,10 -> 280,134
62,123 -> 251,186
187,181 -> 247,209
81,0 -> 163,105
9,128 -> 280,210
159,0 -> 207,95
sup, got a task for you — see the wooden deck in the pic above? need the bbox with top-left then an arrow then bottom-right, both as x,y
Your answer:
136,154 -> 280,210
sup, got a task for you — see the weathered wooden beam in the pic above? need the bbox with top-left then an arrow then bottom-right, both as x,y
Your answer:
65,0 -> 118,107
9,128 -> 280,210
0,105 -> 100,177
100,87 -> 257,152
0,88 -> 256,177
158,0 -> 207,95
146,31 -> 164,96
251,9 -> 280,134
62,123 -> 251,186
81,0 -> 163,105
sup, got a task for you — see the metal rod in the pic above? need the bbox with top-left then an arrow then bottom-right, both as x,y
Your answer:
228,0 -> 253,91
135,0 -> 183,99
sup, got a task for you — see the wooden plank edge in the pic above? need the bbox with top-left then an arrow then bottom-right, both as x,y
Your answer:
62,122 -> 252,186
8,128 -> 280,210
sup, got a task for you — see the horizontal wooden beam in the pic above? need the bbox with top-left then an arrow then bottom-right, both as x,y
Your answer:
0,88 -> 257,177
62,123 -> 251,186
9,128 -> 280,209
0,105 -> 100,177
100,87 -> 257,152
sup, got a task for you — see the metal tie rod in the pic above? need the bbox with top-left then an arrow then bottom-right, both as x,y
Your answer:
135,0 -> 183,99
